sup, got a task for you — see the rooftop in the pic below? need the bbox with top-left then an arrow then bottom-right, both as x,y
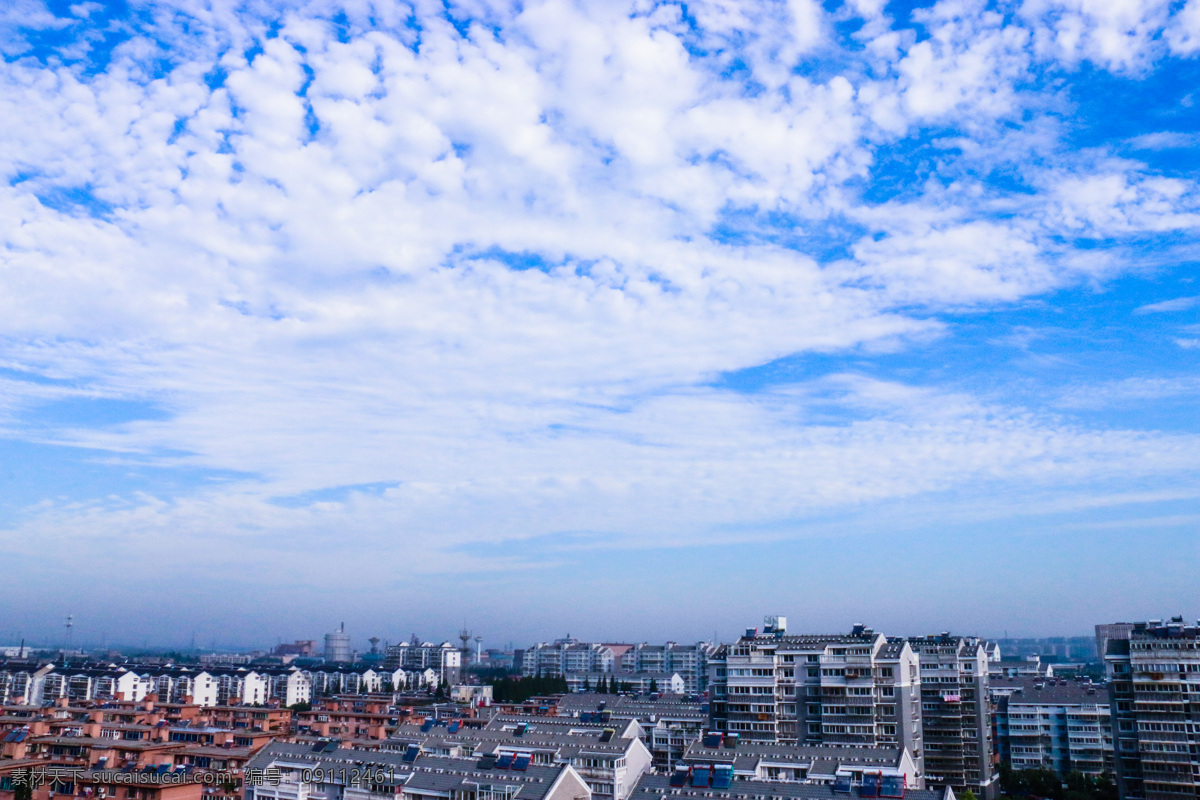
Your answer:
630,773 -> 950,800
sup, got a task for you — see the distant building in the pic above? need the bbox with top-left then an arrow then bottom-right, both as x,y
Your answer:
565,672 -> 685,694
0,661 -> 353,707
383,639 -> 462,685
198,653 -> 253,666
618,643 -> 719,694
324,624 -> 353,663
523,640 -> 620,677
989,657 -> 1055,679
274,640 -> 317,657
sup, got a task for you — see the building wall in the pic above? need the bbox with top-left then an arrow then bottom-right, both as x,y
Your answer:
907,636 -> 996,799
710,624 -> 926,790
998,692 -> 1112,777
1105,618 -> 1200,800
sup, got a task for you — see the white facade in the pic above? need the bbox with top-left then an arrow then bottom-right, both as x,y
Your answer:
242,671 -> 269,704
191,671 -> 220,706
116,670 -> 151,702
284,669 -> 312,707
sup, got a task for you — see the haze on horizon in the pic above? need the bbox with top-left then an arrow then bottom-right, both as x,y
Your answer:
1,0 -> 1198,647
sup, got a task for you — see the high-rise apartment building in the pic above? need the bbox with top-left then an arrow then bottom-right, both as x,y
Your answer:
903,634 -> 996,799
620,642 -> 718,694
1096,624 -> 1136,664
383,639 -> 462,684
1104,617 -> 1200,800
990,677 -> 1113,777
707,618 -> 925,787
522,640 -> 619,676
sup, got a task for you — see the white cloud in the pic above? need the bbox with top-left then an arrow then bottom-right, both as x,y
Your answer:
1135,295 -> 1200,314
1128,132 -> 1200,150
1166,0 -> 1200,55
1,0 -> 1199,584
1020,0 -> 1173,72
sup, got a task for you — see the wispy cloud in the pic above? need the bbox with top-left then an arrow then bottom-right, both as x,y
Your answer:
1135,295 -> 1200,313
1128,132 -> 1200,150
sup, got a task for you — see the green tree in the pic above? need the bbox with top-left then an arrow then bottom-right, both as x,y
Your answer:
649,678 -> 658,693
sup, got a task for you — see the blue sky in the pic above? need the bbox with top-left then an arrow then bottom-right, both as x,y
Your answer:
1,0 -> 1199,650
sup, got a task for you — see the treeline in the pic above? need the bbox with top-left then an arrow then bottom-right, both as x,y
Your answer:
581,676 -> 656,693
999,764 -> 1117,800
491,674 -> 569,703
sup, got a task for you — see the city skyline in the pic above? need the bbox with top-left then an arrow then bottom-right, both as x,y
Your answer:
0,611 -> 1185,653
2,0 -> 1199,641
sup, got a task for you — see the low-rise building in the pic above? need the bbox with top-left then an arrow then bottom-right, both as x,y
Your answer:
556,693 -> 708,771
680,737 -> 922,789
244,741 -> 592,800
383,719 -> 651,800
628,772 -> 954,800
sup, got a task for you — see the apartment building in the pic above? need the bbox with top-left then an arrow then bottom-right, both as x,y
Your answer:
245,740 -> 592,800
564,673 -> 685,695
618,644 -> 718,695
708,619 -> 924,787
680,736 -> 922,788
989,658 -> 1059,680
0,662 -> 321,707
522,641 -> 619,677
990,678 -> 1113,777
485,713 -> 644,742
384,719 -> 652,800
0,761 -> 206,800
0,698 -> 285,800
902,635 -> 995,799
1104,617 -> 1200,800
383,641 -> 462,685
557,693 -> 709,770
629,772 -> 955,800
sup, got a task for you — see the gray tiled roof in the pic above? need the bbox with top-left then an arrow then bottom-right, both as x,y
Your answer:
246,741 -> 572,800
388,722 -> 641,755
994,678 -> 1109,706
630,773 -> 948,800
683,743 -> 904,770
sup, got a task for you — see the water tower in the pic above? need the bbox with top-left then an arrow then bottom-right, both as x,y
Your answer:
324,623 -> 352,663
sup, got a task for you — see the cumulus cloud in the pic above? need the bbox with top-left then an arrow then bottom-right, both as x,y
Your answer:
1,0 -> 1199,592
